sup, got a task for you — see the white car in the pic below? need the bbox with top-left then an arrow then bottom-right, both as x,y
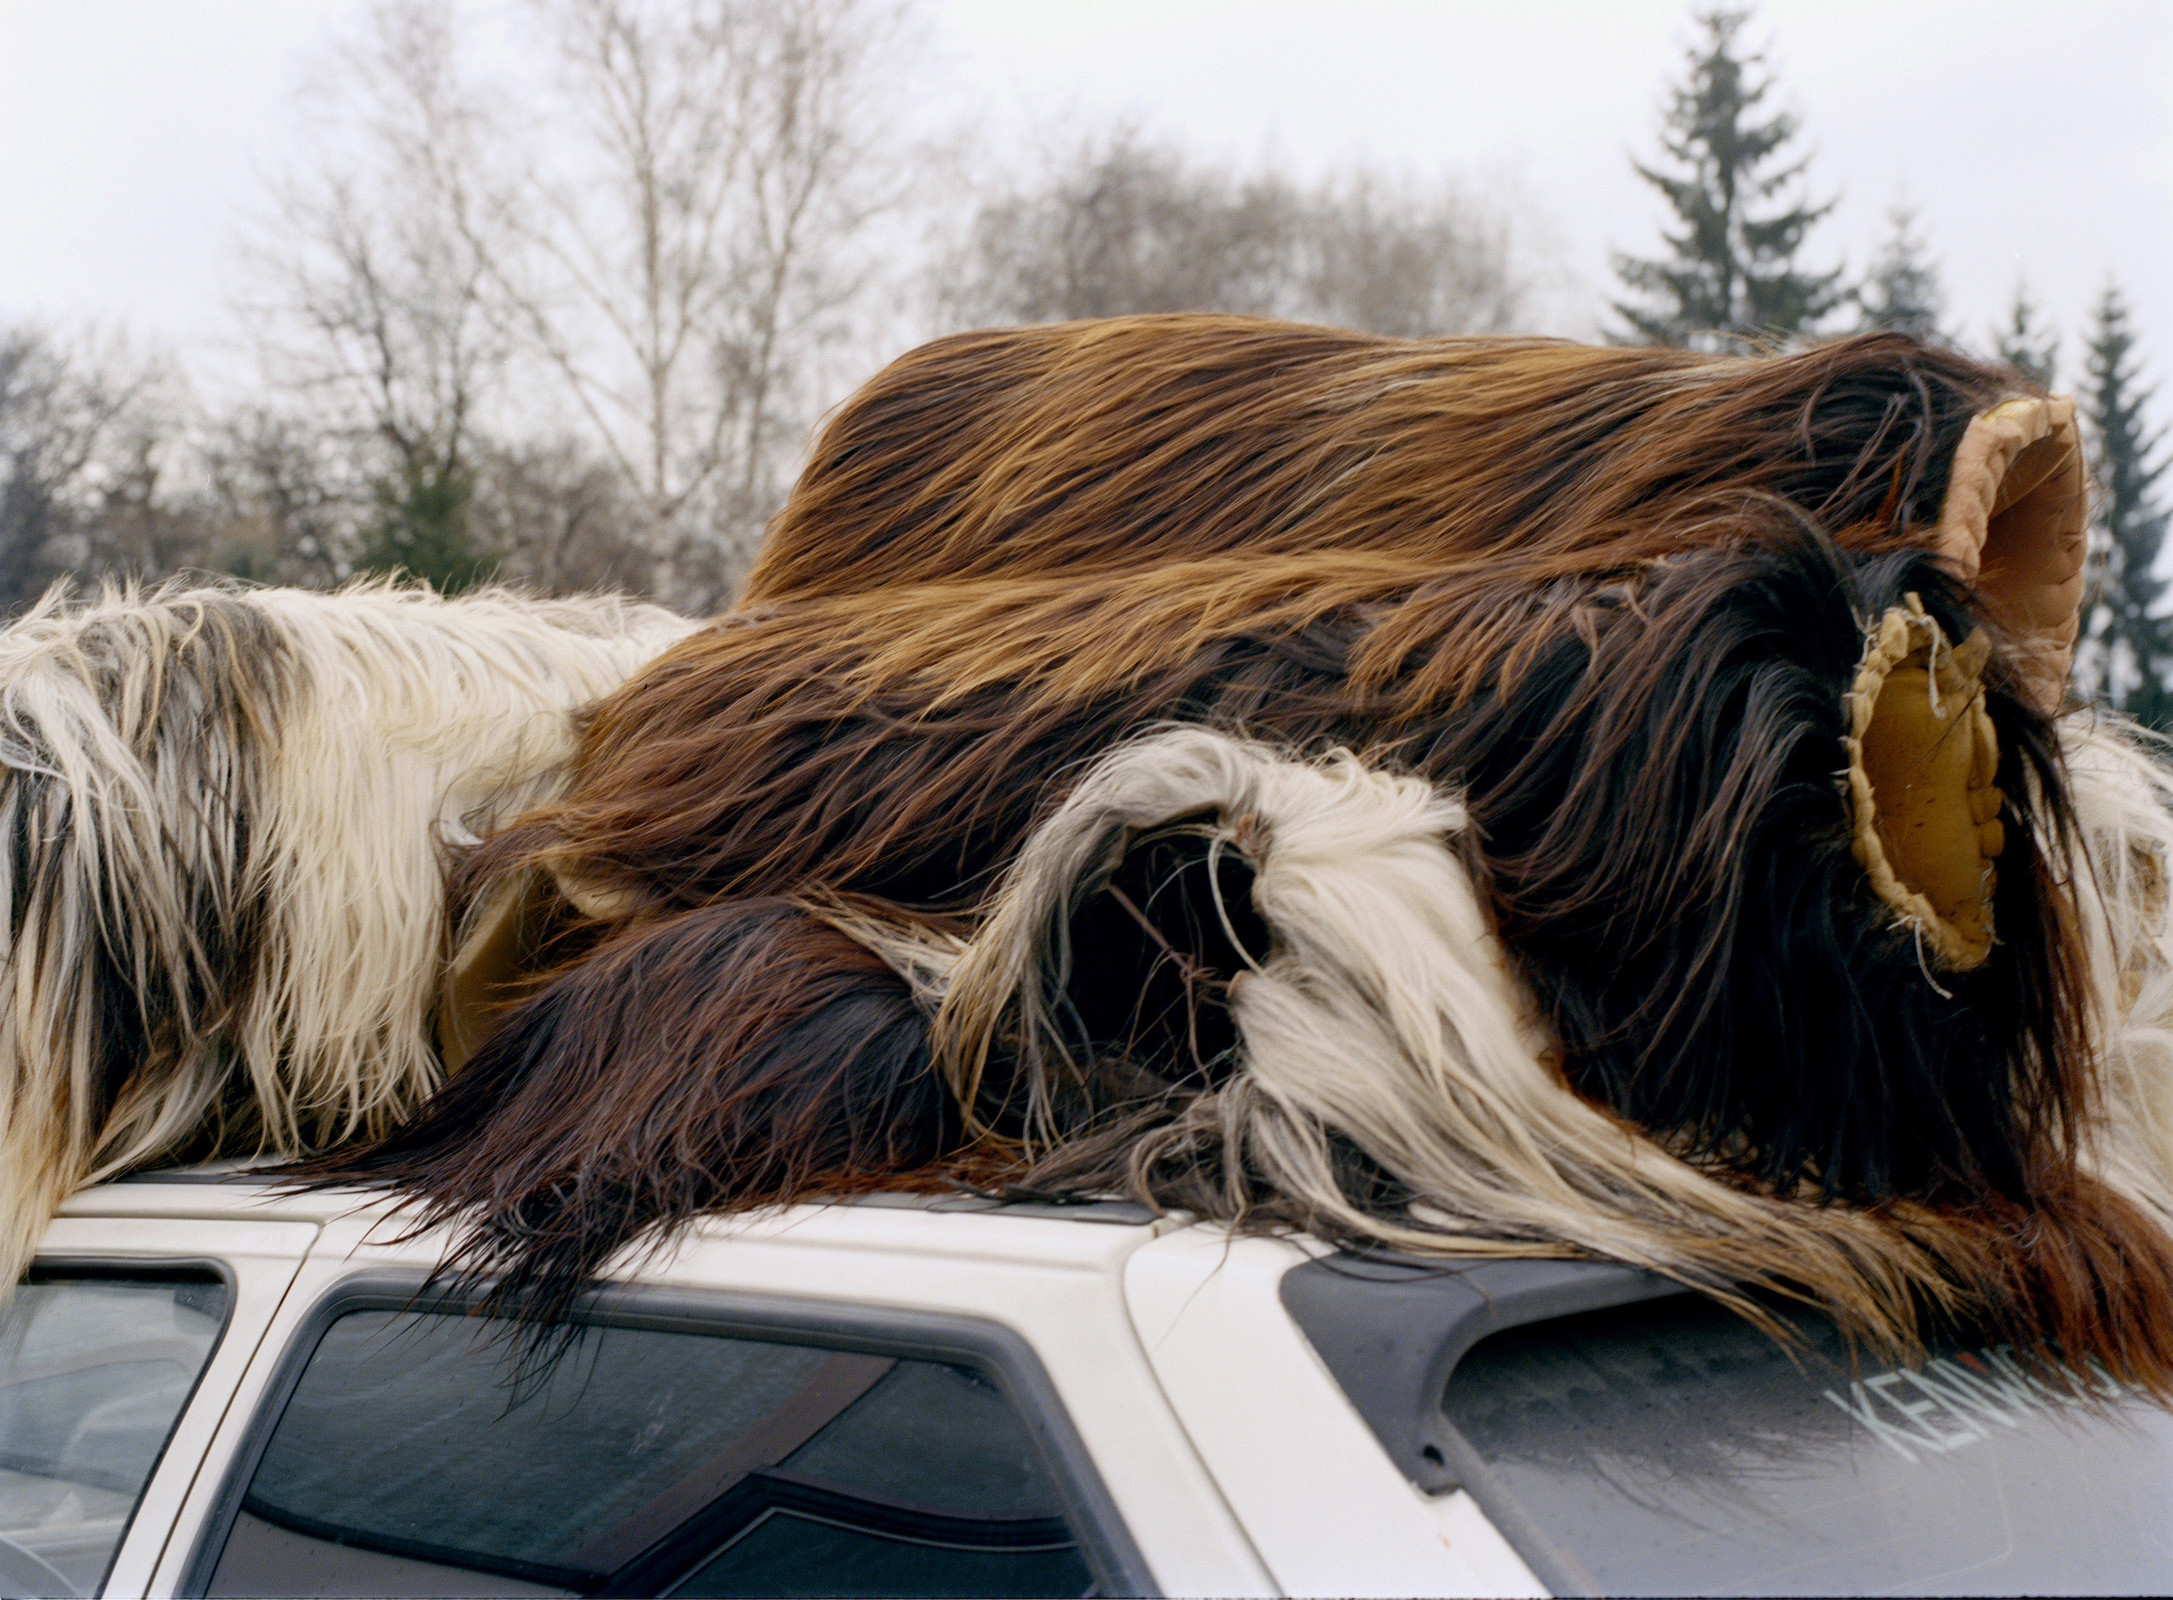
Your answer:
7,1171 -> 2172,1598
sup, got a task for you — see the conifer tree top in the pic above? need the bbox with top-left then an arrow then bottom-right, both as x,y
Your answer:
1857,203 -> 1945,345
1993,281 -> 2057,391
2079,281 -> 2172,724
1613,7 -> 1845,350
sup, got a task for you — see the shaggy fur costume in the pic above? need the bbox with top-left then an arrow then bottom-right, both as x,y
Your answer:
299,319 -> 2173,1386
315,529 -> 2173,1377
0,579 -> 691,1291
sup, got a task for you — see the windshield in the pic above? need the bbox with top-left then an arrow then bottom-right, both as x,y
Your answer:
1442,1291 -> 2173,1596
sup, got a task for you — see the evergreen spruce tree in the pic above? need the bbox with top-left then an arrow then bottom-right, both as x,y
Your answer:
1613,7 -> 1846,350
2079,282 -> 2173,725
1991,280 -> 2057,389
1856,203 -> 1945,343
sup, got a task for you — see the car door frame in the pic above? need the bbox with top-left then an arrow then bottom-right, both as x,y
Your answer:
170,1267 -> 1158,1598
28,1212 -> 320,1598
147,1202 -> 1273,1598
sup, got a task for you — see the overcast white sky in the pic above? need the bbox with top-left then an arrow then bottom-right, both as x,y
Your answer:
3,0 -> 2169,417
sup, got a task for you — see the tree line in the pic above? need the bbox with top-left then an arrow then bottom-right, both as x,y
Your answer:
3,1 -> 2165,718
0,0 -> 1534,616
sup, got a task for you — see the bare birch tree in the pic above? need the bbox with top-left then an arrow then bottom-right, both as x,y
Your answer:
469,436 -> 653,595
239,0 -> 512,589
484,0 -> 916,605
199,406 -> 369,587
941,127 -> 1299,325
243,0 -> 914,601
1295,169 -> 1527,337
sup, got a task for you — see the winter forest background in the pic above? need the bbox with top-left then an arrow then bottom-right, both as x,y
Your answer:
3,2 -> 2168,717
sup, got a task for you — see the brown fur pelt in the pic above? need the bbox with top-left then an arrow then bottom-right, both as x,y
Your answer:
748,317 -> 1998,601
316,527 -> 2173,1382
295,320 -> 2173,1386
484,319 -> 2077,922
305,896 -> 955,1326
742,316 -> 2080,699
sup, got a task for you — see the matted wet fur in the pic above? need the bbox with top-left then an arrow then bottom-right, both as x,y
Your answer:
303,897 -> 954,1328
293,322 -> 2171,1382
0,578 -> 692,1292
300,524 -> 2173,1386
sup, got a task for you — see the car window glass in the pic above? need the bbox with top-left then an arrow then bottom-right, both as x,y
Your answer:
1441,1292 -> 2173,1596
205,1309 -> 1098,1598
0,1271 -> 230,1598
777,1359 -> 1070,1515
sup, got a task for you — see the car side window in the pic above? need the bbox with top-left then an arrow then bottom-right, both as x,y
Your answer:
0,1270 -> 231,1598
201,1306 -> 1104,1598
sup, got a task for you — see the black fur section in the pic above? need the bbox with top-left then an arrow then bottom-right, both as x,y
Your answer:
1397,522 -> 2081,1202
286,899 -> 954,1327
1058,829 -> 1264,1089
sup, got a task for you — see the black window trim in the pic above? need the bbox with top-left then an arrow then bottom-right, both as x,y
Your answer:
177,1270 -> 1158,1598
16,1253 -> 239,1599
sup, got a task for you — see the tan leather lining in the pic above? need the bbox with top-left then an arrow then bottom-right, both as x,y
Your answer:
1933,396 -> 2089,712
435,869 -> 558,1074
1843,597 -> 2004,970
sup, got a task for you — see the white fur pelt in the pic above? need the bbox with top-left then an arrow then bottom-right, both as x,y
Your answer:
0,578 -> 693,1289
2061,714 -> 2173,1232
916,725 -> 1986,1346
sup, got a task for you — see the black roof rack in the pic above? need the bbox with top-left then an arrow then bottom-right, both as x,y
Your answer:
1280,1251 -> 1682,1493
1281,1253 -> 1684,1598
